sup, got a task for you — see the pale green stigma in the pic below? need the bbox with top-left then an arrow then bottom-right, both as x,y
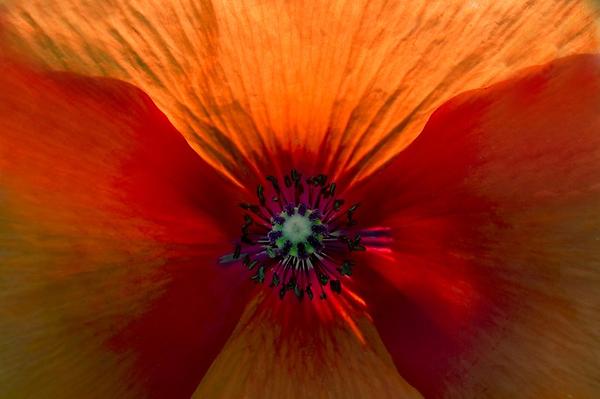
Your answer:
282,215 -> 312,243
268,204 -> 325,259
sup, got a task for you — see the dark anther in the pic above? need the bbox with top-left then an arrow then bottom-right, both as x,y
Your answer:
240,202 -> 260,213
291,169 -> 300,182
316,174 -> 327,186
273,215 -> 285,225
282,240 -> 292,255
333,199 -> 345,211
318,272 -> 329,285
346,203 -> 360,226
297,203 -> 307,216
242,254 -> 251,266
247,260 -> 258,270
268,230 -> 283,243
311,224 -> 327,234
241,214 -> 253,234
348,203 -> 360,213
279,286 -> 287,299
307,235 -> 322,250
284,175 -> 292,188
328,183 -> 336,197
251,265 -> 265,283
272,195 -> 279,202
233,244 -> 241,259
270,273 -> 280,287
257,184 -> 266,206
309,209 -> 321,221
330,279 -> 342,294
297,243 -> 307,259
346,212 -> 356,226
350,234 -> 366,252
286,278 -> 296,290
294,284 -> 304,301
285,203 -> 295,216
338,260 -> 354,276
322,184 -> 332,198
306,285 -> 314,300
320,292 -> 327,300
266,175 -> 281,193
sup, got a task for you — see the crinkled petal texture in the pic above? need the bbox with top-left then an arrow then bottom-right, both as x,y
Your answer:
0,61 -> 253,398
1,0 -> 598,183
348,54 -> 600,398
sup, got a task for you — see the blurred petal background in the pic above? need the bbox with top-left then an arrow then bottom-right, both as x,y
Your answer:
1,1 -> 599,398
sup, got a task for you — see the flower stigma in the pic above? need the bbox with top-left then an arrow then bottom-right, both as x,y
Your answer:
224,169 -> 365,301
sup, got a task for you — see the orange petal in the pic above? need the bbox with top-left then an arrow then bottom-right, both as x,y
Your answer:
0,60 -> 252,397
192,294 -> 422,398
348,54 -> 600,397
2,1 -> 597,183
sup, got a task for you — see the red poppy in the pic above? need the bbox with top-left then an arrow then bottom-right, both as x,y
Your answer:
1,2 -> 599,398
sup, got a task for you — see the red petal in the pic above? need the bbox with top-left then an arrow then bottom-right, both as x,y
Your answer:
0,61 -> 251,397
349,54 -> 600,397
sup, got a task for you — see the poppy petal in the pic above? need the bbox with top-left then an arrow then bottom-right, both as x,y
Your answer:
349,54 -> 600,397
2,1 -> 597,182
192,294 -> 423,398
0,61 -> 252,397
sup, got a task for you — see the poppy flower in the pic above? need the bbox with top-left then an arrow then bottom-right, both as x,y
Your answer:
1,1 -> 599,398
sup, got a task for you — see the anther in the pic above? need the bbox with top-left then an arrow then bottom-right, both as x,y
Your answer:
285,203 -> 295,216
266,175 -> 281,193
306,285 -> 314,300
291,169 -> 300,182
247,260 -> 258,270
294,283 -> 304,301
243,254 -> 251,266
311,224 -> 327,234
251,265 -> 265,283
240,202 -> 260,213
270,272 -> 280,287
309,210 -> 321,221
318,272 -> 329,286
316,174 -> 327,186
281,240 -> 292,255
257,184 -> 266,206
307,235 -> 321,249
297,242 -> 307,259
328,183 -> 336,197
268,230 -> 283,243
338,260 -> 354,276
297,203 -> 307,216
330,279 -> 342,294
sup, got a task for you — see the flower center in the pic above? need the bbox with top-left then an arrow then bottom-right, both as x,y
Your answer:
270,205 -> 324,258
224,169 -> 364,301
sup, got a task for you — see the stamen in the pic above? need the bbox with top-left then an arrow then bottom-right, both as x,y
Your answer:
229,168 -> 365,301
